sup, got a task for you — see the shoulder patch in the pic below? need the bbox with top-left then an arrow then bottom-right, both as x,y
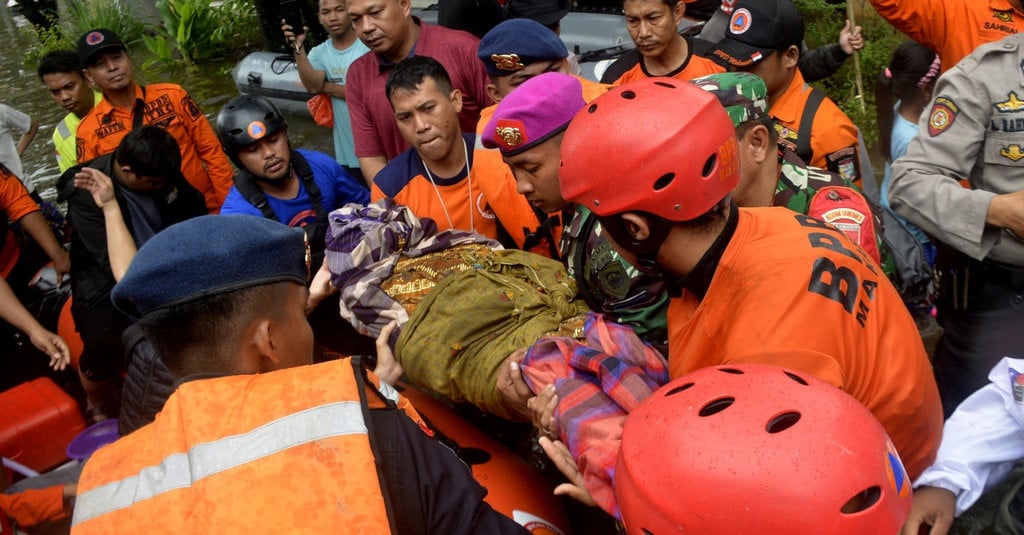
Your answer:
928,97 -> 959,136
1011,366 -> 1024,404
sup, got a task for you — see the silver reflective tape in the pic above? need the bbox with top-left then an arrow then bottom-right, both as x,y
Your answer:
73,401 -> 366,525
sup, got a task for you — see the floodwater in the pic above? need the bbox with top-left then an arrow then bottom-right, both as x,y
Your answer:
0,4 -> 329,202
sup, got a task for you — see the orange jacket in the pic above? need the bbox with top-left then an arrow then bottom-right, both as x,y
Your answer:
71,360 -> 402,533
0,485 -> 70,528
371,135 -> 500,241
771,70 -> 863,186
666,207 -> 943,480
869,0 -> 1024,72
75,83 -> 233,213
613,49 -> 724,85
0,166 -> 40,277
473,76 -> 612,258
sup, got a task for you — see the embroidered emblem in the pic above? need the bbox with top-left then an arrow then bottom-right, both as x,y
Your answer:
729,8 -> 752,35
996,91 -> 1024,112
928,97 -> 959,136
994,9 -> 1013,22
491,53 -> 524,72
247,120 -> 267,140
85,31 -> 105,46
495,119 -> 527,149
1001,144 -> 1024,161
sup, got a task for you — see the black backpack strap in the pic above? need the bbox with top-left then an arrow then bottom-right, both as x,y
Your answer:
796,87 -> 826,164
132,85 -> 147,130
233,170 -> 277,220
522,210 -> 561,260
351,356 -> 400,535
290,150 -> 327,222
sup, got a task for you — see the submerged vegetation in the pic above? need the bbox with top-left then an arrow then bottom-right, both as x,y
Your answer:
19,0 -> 262,70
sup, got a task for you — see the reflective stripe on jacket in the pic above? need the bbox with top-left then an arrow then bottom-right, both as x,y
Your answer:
72,359 -> 394,533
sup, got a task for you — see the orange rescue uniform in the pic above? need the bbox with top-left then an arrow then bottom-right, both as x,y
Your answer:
0,167 -> 40,277
613,47 -> 724,85
75,83 -> 233,213
771,69 -> 862,186
666,207 -> 943,480
473,76 -> 612,258
0,485 -> 70,528
372,134 -> 499,240
869,0 -> 1024,73
71,360 -> 412,533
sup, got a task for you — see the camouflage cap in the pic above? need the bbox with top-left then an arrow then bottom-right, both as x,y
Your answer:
690,72 -> 769,127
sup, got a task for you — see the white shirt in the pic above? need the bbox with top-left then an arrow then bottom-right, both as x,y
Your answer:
914,357 -> 1024,515
0,103 -> 32,186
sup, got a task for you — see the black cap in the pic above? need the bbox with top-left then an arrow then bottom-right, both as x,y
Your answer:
508,0 -> 571,27
77,29 -> 127,66
709,0 -> 804,68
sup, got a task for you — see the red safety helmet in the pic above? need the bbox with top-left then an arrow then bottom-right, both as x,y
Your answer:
615,359 -> 913,534
559,77 -> 739,222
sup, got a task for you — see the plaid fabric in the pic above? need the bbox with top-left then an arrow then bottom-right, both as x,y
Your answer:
323,200 -> 501,344
520,313 -> 668,518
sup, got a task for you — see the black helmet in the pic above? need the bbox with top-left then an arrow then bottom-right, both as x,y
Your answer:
216,95 -> 288,161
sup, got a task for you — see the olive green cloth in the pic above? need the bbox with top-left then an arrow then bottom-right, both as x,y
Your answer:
396,249 -> 588,420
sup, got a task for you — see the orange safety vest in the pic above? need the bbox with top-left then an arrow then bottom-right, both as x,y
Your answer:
71,359 -> 405,534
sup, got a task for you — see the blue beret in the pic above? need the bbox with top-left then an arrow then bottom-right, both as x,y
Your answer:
477,19 -> 569,78
112,215 -> 309,318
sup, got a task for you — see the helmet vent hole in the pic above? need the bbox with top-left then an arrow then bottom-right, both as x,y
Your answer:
653,172 -> 675,191
765,411 -> 801,434
588,103 -> 598,113
642,530 -> 655,535
664,382 -> 695,396
784,371 -> 809,386
654,81 -> 676,89
701,154 -> 718,178
840,486 -> 882,514
228,128 -> 244,136
698,397 -> 734,417
718,367 -> 744,375
621,90 -> 636,99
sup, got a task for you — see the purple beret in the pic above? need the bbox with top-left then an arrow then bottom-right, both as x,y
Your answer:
482,72 -> 585,156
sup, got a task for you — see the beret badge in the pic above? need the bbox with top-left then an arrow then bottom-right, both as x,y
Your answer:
495,119 -> 527,148
491,53 -> 525,72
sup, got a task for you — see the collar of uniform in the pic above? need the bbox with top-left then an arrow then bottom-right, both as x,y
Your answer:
376,16 -> 424,72
991,0 -> 1022,14
669,202 -> 739,300
766,68 -> 807,126
93,82 -> 144,121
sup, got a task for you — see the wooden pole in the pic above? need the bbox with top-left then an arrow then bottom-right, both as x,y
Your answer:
848,1 -> 866,112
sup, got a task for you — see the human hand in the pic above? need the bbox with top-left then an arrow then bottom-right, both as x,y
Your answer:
28,327 -> 70,371
986,189 -> 1024,239
373,321 -> 403,385
306,260 -> 337,314
495,348 -> 533,421
74,167 -> 117,210
899,486 -> 956,535
539,436 -> 597,507
839,19 -> 864,55
281,18 -> 307,50
527,383 -> 558,438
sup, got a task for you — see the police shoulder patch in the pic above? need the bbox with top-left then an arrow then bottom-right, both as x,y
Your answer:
928,97 -> 959,136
